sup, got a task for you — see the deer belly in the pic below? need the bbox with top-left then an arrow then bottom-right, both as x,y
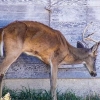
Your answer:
24,51 -> 43,61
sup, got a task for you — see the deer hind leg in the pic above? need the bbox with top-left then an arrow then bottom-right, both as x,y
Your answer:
0,48 -> 22,97
50,59 -> 58,100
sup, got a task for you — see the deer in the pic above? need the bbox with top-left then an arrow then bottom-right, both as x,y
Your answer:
0,21 -> 99,100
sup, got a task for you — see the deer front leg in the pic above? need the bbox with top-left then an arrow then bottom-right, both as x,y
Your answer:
0,51 -> 21,97
50,59 -> 58,100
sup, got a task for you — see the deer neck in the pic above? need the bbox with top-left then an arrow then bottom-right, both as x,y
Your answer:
62,45 -> 89,65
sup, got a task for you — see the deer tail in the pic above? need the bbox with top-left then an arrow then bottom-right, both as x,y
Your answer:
0,30 -> 4,57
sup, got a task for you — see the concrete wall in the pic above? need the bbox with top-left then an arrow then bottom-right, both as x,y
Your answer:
0,0 -> 100,96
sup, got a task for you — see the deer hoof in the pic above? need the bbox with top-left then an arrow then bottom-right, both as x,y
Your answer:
90,71 -> 97,77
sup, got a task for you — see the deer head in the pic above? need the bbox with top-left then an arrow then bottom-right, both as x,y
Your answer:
77,22 -> 100,77
77,41 -> 100,77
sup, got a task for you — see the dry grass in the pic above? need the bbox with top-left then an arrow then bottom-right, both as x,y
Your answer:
1,93 -> 11,100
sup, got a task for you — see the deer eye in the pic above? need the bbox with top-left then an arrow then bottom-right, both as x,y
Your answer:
93,58 -> 96,62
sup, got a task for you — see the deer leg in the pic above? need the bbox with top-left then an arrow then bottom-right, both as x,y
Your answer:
0,74 -> 4,98
50,59 -> 58,100
0,50 -> 21,97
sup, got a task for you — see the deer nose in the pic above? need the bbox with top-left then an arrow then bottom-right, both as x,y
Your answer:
90,71 -> 97,77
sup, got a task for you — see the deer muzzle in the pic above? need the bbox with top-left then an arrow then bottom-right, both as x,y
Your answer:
90,71 -> 97,77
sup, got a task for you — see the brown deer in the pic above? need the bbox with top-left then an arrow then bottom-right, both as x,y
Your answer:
0,21 -> 99,100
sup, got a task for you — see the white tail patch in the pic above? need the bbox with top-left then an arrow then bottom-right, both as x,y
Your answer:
0,31 -> 4,57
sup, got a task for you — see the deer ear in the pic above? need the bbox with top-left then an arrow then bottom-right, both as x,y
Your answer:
77,41 -> 84,48
91,43 -> 99,53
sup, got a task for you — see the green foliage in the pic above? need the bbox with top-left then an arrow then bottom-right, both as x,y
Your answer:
85,94 -> 100,100
57,91 -> 81,100
2,87 -> 100,100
